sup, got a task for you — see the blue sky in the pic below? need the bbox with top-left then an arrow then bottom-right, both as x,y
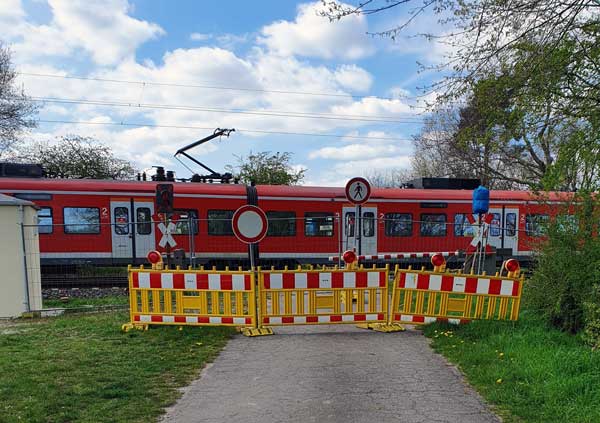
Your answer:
2,0 -> 448,185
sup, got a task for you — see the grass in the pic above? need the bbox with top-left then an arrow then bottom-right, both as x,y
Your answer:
0,312 -> 235,423
422,310 -> 600,423
43,296 -> 129,309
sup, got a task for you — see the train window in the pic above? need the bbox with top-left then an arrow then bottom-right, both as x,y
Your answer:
173,209 -> 199,235
346,212 -> 355,236
305,212 -> 334,237
113,207 -> 129,235
525,214 -> 549,236
506,213 -> 517,236
136,207 -> 152,235
420,214 -> 447,237
454,214 -> 474,237
267,211 -> 296,237
37,207 -> 53,234
64,207 -> 100,234
385,213 -> 412,237
363,212 -> 375,237
208,210 -> 234,235
490,213 -> 501,237
556,214 -> 578,233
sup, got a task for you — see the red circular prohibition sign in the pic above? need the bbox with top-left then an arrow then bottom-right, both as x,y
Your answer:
232,205 -> 269,244
345,177 -> 371,205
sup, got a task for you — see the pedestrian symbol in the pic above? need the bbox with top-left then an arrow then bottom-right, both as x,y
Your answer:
345,177 -> 371,205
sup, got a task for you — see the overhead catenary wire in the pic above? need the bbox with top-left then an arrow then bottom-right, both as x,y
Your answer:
25,96 -> 424,124
18,71 -> 402,102
36,119 -> 415,142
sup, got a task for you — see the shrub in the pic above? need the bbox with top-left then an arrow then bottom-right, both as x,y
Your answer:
525,194 -> 600,334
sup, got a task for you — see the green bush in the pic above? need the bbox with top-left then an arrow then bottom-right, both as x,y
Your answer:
526,195 -> 600,335
583,285 -> 600,349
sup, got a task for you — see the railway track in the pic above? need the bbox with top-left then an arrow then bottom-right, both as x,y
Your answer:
41,274 -> 128,288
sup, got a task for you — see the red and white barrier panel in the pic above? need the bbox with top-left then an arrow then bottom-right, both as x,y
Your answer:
133,315 -> 252,325
263,313 -> 385,325
328,251 -> 460,261
262,271 -> 386,289
394,314 -> 470,325
398,272 -> 520,296
131,272 -> 252,291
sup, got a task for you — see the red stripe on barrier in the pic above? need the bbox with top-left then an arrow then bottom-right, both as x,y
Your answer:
384,254 -> 391,259
460,319 -> 471,324
221,317 -> 233,324
465,277 -> 478,294
175,316 -> 186,323
413,315 -> 425,323
263,273 -> 271,289
263,317 -> 270,324
330,315 -> 342,322
283,273 -> 295,289
512,281 -> 520,297
150,273 -> 162,288
379,271 -> 386,287
282,316 -> 294,324
244,274 -> 251,291
354,314 -> 366,321
489,279 -> 502,295
377,313 -> 384,320
437,317 -> 449,323
306,316 -> 318,323
197,316 -> 209,324
151,315 -> 163,322
356,272 -> 367,288
132,272 -> 139,288
394,313 -> 402,320
245,317 -> 252,324
173,273 -> 185,289
399,272 -> 406,288
307,273 -> 320,289
417,274 -> 430,290
331,272 -> 344,288
134,315 -> 140,321
441,275 -> 454,292
220,274 -> 233,290
196,273 -> 209,290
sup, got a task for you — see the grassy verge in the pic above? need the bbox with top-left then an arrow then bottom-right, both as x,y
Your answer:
0,312 -> 235,423
43,296 -> 129,309
422,310 -> 600,422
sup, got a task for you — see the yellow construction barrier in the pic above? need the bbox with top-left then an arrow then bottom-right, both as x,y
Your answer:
258,265 -> 390,327
389,265 -> 524,325
122,265 -> 259,332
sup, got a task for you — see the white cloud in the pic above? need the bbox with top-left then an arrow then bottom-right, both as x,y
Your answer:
258,1 -> 374,60
7,0 -> 164,65
190,32 -> 212,41
309,143 -> 401,160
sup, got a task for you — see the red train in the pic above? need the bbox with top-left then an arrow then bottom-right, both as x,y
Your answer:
0,176 -> 569,266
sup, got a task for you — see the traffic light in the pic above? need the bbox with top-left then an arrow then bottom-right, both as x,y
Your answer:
156,184 -> 174,214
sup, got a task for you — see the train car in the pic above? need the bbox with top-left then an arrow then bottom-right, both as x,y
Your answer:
0,174 -> 572,267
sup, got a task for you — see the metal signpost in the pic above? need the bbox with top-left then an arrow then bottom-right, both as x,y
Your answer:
232,205 -> 269,269
345,177 -> 371,256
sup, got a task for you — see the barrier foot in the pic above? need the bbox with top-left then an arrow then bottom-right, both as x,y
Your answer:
356,322 -> 405,333
241,327 -> 274,337
121,323 -> 148,332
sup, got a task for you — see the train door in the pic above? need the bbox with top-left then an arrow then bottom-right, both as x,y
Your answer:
133,201 -> 155,258
110,201 -> 132,258
488,207 -> 519,253
342,206 -> 377,255
110,200 -> 155,260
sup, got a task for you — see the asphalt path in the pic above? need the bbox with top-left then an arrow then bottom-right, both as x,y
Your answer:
161,325 -> 500,423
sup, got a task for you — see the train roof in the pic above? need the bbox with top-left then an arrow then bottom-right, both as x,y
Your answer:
0,177 -> 575,202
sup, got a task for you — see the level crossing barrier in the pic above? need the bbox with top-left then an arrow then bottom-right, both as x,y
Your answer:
122,265 -> 259,331
389,265 -> 523,325
258,265 -> 390,327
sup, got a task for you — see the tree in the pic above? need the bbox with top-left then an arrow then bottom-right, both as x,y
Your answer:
320,1 -> 600,112
364,168 -> 415,188
19,135 -> 136,179
0,41 -> 37,158
227,151 -> 306,185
